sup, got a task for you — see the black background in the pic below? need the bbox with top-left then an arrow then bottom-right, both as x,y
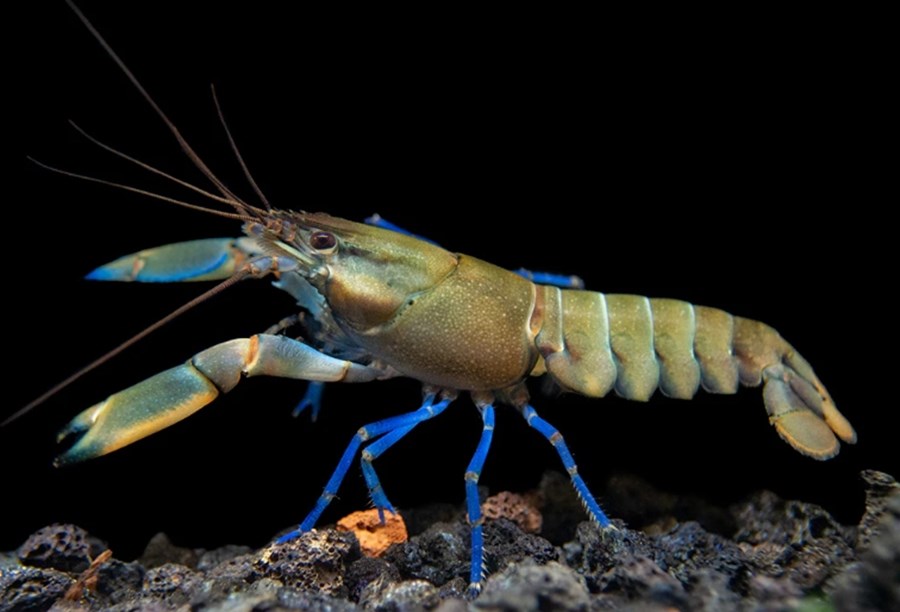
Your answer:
8,2 -> 893,558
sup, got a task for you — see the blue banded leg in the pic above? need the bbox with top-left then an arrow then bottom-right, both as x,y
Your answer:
361,397 -> 452,521
292,381 -> 326,421
520,404 -> 610,527
465,403 -> 495,595
279,395 -> 455,542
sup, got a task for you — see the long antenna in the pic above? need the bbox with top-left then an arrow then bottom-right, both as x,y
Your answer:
28,156 -> 253,222
2,266 -> 257,427
63,0 -> 254,216
9,3 -> 277,425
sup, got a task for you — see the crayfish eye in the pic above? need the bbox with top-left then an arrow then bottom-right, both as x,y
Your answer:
310,231 -> 337,251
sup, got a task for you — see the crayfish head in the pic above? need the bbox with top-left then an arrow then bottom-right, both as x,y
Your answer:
267,212 -> 458,331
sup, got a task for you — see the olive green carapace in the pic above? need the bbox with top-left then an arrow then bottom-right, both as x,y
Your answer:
349,254 -> 538,391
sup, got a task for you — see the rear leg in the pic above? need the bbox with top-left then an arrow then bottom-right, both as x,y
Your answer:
520,404 -> 611,527
465,402 -> 496,597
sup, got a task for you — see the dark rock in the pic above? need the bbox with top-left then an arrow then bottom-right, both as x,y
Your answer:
358,578 -> 440,611
187,581 -> 360,612
595,554 -> 687,608
0,566 -> 73,612
482,518 -> 557,574
196,543 -> 253,572
7,472 -> 890,611
384,520 -> 469,586
732,490 -> 856,589
831,487 -> 900,612
141,562 -> 202,607
17,524 -> 100,573
103,601 -> 171,612
276,588 -> 361,611
748,574 -> 802,604
191,551 -> 259,604
474,561 -> 590,611
684,569 -> 742,611
138,532 -> 198,569
654,521 -> 745,584
567,521 -> 656,592
345,556 -> 400,602
434,598 -> 468,612
856,469 -> 899,551
253,529 -> 360,597
437,577 -> 467,601
94,559 -> 145,604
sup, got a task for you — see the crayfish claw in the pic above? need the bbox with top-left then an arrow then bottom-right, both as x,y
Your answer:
55,404 -> 99,444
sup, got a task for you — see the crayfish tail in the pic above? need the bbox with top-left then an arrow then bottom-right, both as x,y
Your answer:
762,360 -> 851,459
734,317 -> 857,459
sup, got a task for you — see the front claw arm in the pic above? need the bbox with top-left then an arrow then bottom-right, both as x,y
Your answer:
56,334 -> 382,465
85,237 -> 264,282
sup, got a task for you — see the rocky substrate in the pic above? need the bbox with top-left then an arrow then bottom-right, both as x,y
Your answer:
2,470 -> 896,611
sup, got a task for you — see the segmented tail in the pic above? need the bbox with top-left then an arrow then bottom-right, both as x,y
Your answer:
533,288 -> 856,459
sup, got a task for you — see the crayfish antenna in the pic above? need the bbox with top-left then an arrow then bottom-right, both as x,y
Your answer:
2,268 -> 256,428
63,0 -> 268,219
210,84 -> 273,212
26,157 -> 251,222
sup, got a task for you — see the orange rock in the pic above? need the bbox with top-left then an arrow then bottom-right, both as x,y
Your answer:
336,509 -> 408,557
482,491 -> 543,533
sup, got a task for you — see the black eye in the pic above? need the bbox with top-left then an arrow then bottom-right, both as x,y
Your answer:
310,231 -> 336,251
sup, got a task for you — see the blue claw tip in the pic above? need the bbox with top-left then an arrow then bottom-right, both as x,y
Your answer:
85,266 -> 122,281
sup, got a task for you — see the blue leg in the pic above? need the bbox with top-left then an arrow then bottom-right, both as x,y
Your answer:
361,397 -> 452,521
278,395 -> 449,542
364,214 -> 439,245
513,268 -> 585,289
292,381 -> 325,421
465,403 -> 495,595
520,404 -> 610,527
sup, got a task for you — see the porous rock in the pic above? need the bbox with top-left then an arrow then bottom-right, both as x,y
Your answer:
17,524 -> 100,573
336,508 -> 408,558
254,529 -> 360,597
474,560 -> 590,611
0,566 -> 73,612
732,490 -> 856,589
